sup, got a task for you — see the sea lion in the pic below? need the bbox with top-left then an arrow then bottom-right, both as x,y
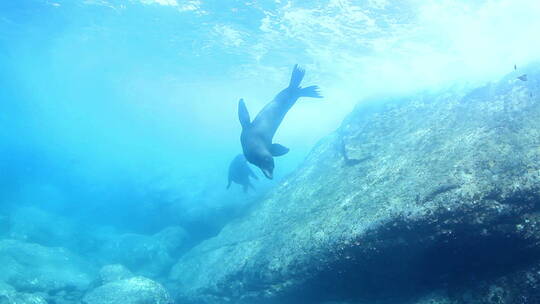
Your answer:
238,64 -> 322,179
227,154 -> 258,193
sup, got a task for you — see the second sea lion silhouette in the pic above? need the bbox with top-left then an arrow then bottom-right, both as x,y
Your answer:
227,154 -> 258,193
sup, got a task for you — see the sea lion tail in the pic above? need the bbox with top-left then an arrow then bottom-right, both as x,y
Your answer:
289,64 -> 323,98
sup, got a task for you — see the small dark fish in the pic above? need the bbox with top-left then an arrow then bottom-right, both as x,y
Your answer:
514,64 -> 517,70
340,137 -> 357,166
339,137 -> 367,166
517,74 -> 527,81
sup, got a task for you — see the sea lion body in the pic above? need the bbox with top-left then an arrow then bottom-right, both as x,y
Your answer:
238,65 -> 322,179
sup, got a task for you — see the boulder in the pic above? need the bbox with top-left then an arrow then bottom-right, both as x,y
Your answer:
8,294 -> 47,304
8,207 -> 76,247
6,207 -> 97,253
98,264 -> 133,284
82,276 -> 172,304
0,282 -> 15,302
153,226 -> 189,255
98,233 -> 174,278
169,66 -> 540,304
432,260 -> 540,304
98,226 -> 189,279
0,282 -> 48,304
0,239 -> 95,294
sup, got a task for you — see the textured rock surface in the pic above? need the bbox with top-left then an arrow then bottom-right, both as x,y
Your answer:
98,226 -> 189,279
153,226 -> 189,255
0,282 -> 48,304
82,276 -> 173,304
170,66 -> 540,303
441,260 -> 540,304
8,207 -> 77,247
6,207 -> 97,254
0,239 -> 95,294
0,283 -> 16,303
98,264 -> 134,284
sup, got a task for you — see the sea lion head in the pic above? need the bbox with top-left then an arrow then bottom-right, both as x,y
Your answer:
243,143 -> 274,179
255,152 -> 275,180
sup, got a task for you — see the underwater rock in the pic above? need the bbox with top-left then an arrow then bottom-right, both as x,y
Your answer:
98,233 -> 172,278
0,282 -> 15,293
0,239 -> 95,294
82,276 -> 173,304
446,260 -> 540,304
153,225 -> 190,255
6,207 -> 96,253
9,294 -> 47,304
0,282 -> 15,302
8,207 -> 75,245
98,264 -> 133,284
170,66 -> 540,303
0,282 -> 49,304
97,226 -> 188,279
401,260 -> 540,304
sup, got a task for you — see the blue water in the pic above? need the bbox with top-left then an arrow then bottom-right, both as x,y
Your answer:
1,0 -> 540,303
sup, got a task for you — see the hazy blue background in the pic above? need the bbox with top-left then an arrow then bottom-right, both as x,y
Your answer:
1,0 -> 540,236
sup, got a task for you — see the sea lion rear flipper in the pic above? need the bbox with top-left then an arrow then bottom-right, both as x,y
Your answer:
289,64 -> 305,88
238,98 -> 251,129
289,65 -> 322,98
270,143 -> 289,157
226,179 -> 231,190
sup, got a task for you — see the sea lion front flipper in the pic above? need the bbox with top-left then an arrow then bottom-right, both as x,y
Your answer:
270,143 -> 290,157
238,98 -> 251,129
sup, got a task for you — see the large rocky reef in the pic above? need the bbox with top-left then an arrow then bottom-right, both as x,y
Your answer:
169,65 -> 540,304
